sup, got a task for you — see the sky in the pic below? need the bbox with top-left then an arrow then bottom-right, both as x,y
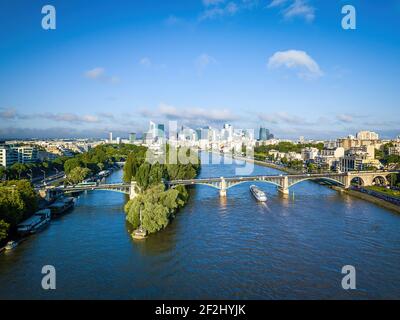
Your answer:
0,0 -> 399,140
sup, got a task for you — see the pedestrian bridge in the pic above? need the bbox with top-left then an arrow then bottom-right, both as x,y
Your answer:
45,170 -> 398,199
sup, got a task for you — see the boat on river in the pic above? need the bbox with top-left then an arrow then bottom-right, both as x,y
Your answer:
250,185 -> 267,202
17,209 -> 51,235
49,197 -> 75,217
5,241 -> 18,251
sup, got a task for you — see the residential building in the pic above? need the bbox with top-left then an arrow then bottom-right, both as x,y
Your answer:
340,146 -> 381,171
0,145 -> 38,168
356,131 -> 379,140
301,147 -> 319,161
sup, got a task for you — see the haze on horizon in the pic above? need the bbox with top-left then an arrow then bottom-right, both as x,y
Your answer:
0,0 -> 399,140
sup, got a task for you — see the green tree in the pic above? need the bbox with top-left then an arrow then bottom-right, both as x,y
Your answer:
136,162 -> 151,190
64,158 -> 84,174
67,167 -> 91,185
125,184 -> 190,234
10,163 -> 27,179
0,220 -> 9,242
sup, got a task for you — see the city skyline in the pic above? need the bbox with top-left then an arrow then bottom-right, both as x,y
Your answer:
1,0 -> 400,140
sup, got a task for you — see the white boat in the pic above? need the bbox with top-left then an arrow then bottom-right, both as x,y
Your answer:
17,209 -> 51,235
5,241 -> 18,251
250,185 -> 267,202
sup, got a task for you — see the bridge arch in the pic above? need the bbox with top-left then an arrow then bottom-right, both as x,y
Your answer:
288,177 -> 345,189
372,175 -> 387,186
350,176 -> 365,187
225,180 -> 282,190
171,182 -> 222,190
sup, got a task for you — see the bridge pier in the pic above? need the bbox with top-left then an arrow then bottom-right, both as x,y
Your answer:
220,177 -> 227,198
278,176 -> 289,195
220,188 -> 227,197
278,187 -> 289,195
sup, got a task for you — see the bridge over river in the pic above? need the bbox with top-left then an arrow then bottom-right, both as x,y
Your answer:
45,170 -> 398,199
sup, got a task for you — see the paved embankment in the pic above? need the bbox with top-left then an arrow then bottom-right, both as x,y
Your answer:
331,186 -> 400,214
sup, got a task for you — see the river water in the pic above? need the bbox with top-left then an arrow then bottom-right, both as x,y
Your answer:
1,153 -> 400,299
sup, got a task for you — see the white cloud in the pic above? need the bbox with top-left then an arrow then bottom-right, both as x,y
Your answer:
42,113 -> 101,123
258,112 -> 307,125
139,57 -> 152,67
84,67 -> 105,79
203,0 -> 226,6
84,67 -> 120,83
195,53 -> 217,73
142,103 -> 238,125
267,49 -> 323,79
200,2 -> 239,20
283,0 -> 315,22
267,0 -> 288,8
267,0 -> 315,22
165,15 -> 181,26
336,114 -> 353,123
0,108 -> 18,120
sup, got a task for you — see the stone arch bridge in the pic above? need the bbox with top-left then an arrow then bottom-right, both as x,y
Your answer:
167,171 -> 397,197
43,171 -> 397,199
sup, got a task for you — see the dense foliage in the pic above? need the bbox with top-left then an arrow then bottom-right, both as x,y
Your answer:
123,147 -> 200,189
125,184 -> 189,234
0,157 -> 69,181
0,180 -> 37,242
64,144 -> 147,185
254,142 -> 324,155
123,146 -> 199,234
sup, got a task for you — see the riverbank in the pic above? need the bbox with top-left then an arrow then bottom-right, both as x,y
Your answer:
331,186 -> 400,214
231,154 -> 300,174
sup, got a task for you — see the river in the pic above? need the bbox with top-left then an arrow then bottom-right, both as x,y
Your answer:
1,153 -> 400,299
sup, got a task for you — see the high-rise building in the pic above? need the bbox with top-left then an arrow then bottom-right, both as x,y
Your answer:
149,121 -> 157,138
129,133 -> 136,143
109,132 -> 113,143
259,127 -> 270,141
157,124 -> 165,138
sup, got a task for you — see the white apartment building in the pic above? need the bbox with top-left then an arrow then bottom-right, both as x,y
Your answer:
0,145 -> 38,168
356,130 -> 379,140
301,147 -> 319,161
388,140 -> 400,156
314,147 -> 345,170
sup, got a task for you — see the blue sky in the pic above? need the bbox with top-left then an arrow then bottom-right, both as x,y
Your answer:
0,0 -> 399,139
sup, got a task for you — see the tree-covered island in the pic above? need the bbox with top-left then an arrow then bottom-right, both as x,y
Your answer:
123,146 -> 200,235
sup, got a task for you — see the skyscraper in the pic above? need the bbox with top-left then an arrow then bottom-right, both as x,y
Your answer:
109,132 -> 113,143
129,133 -> 136,143
157,124 -> 165,138
259,127 -> 270,141
149,121 -> 156,138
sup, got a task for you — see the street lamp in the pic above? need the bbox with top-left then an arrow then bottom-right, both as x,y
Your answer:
27,169 -> 33,182
40,169 -> 46,181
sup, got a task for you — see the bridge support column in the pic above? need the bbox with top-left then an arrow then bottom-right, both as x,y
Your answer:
220,177 -> 227,198
344,174 -> 351,189
130,181 -> 138,200
278,176 -> 289,195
